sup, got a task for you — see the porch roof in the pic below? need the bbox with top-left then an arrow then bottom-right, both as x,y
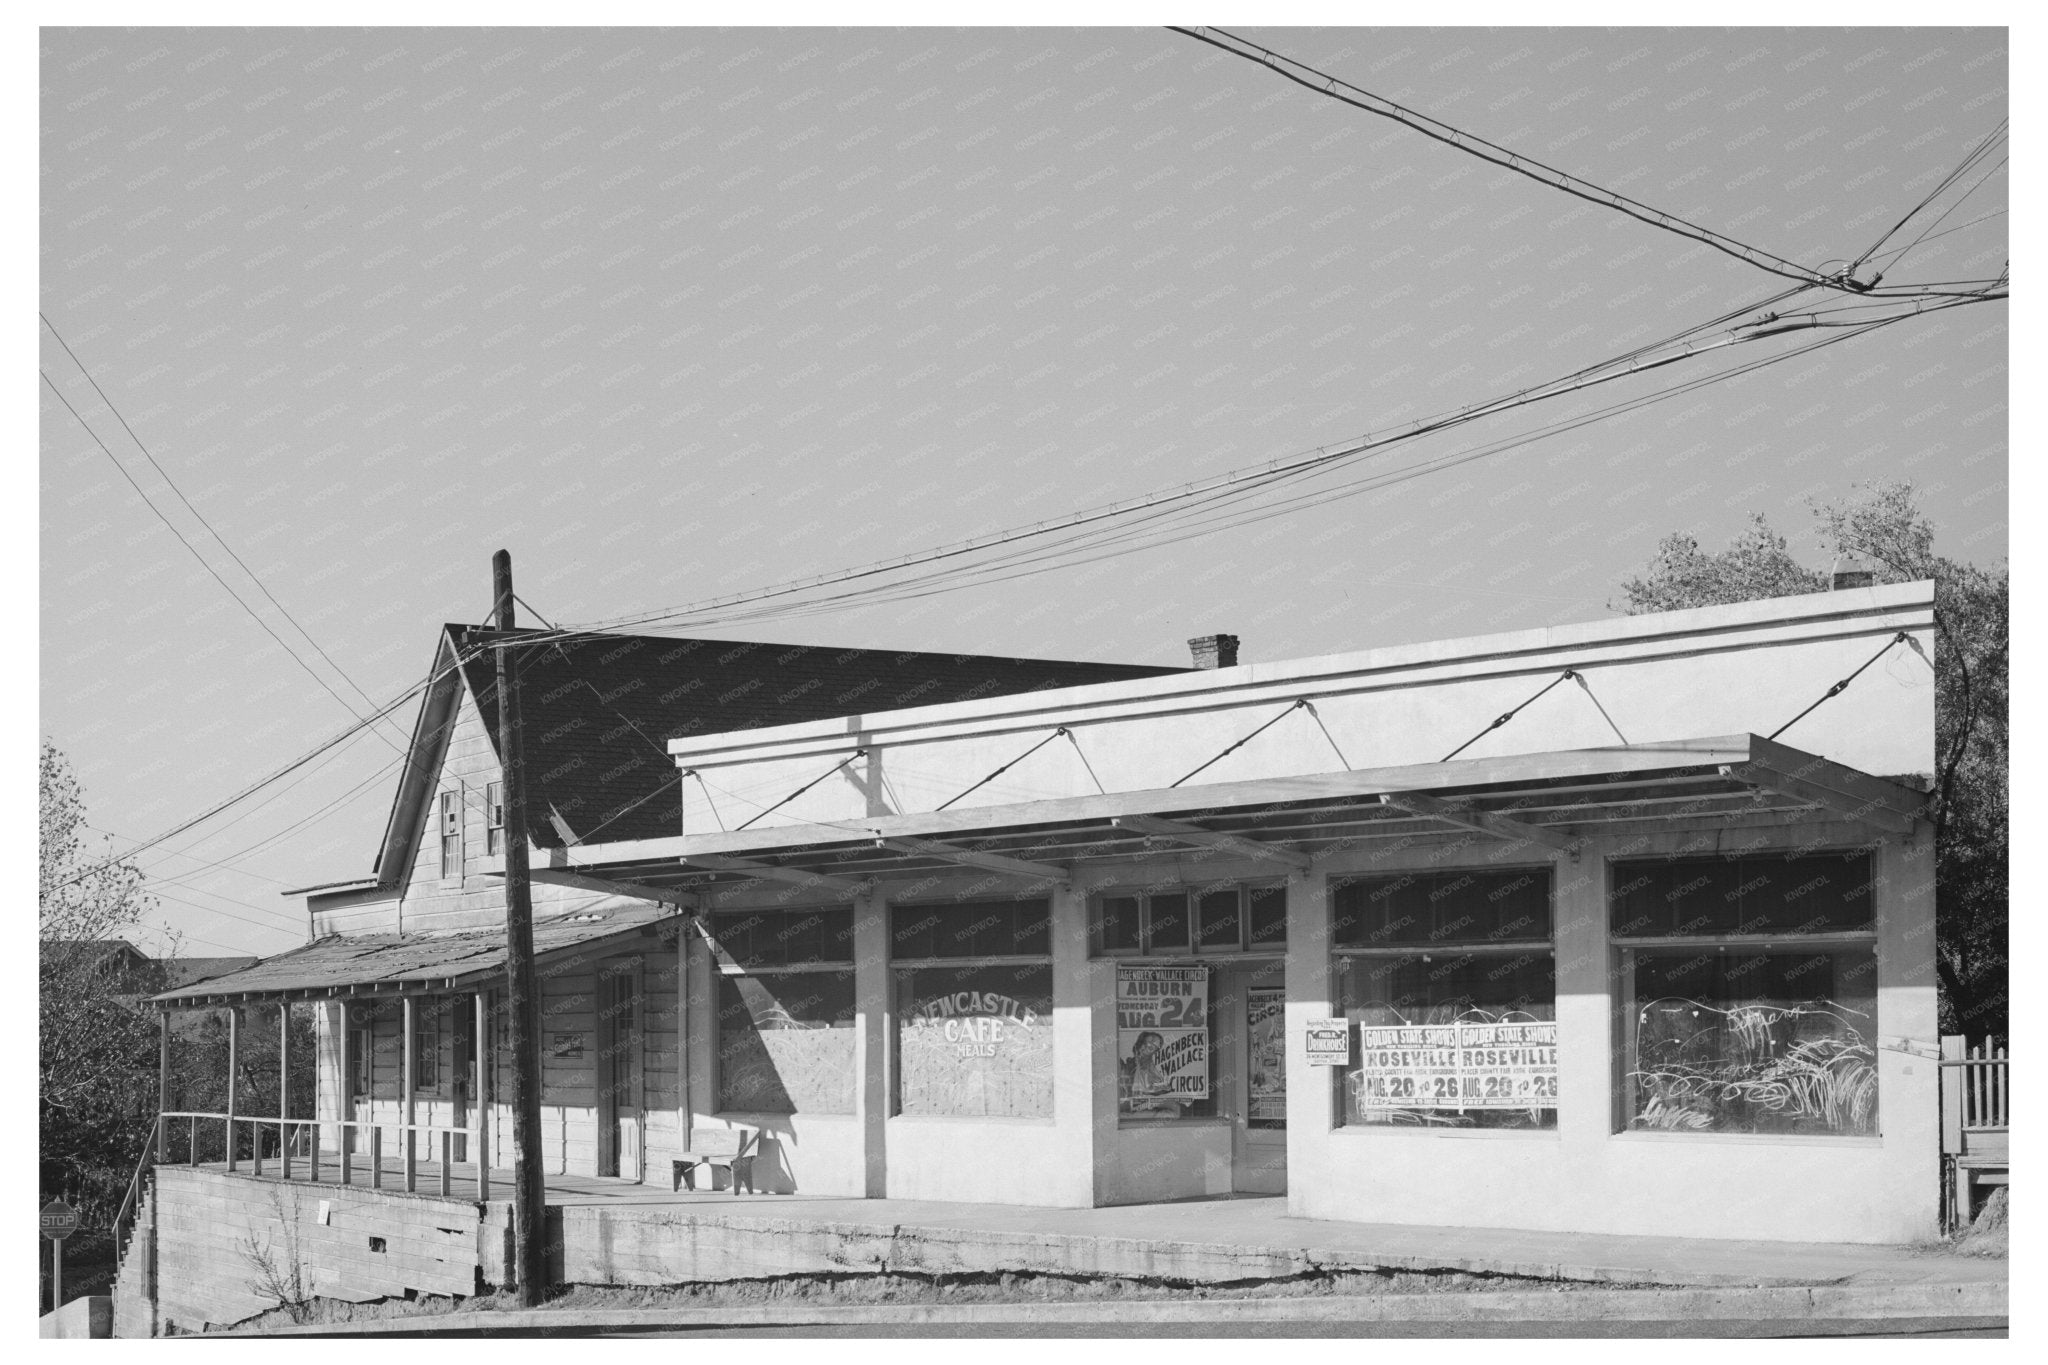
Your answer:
525,733 -> 1929,901
148,905 -> 680,1008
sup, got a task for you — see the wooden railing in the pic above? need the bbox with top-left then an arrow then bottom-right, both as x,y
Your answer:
112,1114 -> 165,1260
157,1110 -> 491,1199
1938,1034 -> 2010,1232
1941,1036 -> 2009,1133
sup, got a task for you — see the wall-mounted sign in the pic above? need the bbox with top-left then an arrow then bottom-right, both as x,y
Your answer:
1305,1020 -> 1350,1065
1117,965 -> 1209,1115
1354,1020 -> 1558,1109
547,1032 -> 585,1061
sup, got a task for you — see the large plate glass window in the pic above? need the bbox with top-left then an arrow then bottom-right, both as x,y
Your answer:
1331,868 -> 1557,1130
709,906 -> 857,1115
892,901 -> 1053,1119
1611,851 -> 1878,1137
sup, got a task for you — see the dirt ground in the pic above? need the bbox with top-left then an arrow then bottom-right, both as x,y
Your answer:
227,1263 -> 1623,1332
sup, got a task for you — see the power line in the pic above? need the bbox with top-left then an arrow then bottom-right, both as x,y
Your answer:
1849,121 -> 2007,273
534,287 -> 1992,645
40,367 -> 407,755
1169,26 -> 1879,295
41,313 -> 409,751
45,641 -> 485,892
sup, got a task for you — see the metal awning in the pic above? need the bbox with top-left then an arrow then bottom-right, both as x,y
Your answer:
148,906 -> 681,1008
521,733 -> 1929,902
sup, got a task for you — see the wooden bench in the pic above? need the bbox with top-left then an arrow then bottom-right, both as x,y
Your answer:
672,1127 -> 757,1194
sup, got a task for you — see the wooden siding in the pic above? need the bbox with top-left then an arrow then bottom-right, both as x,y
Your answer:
313,946 -> 683,1182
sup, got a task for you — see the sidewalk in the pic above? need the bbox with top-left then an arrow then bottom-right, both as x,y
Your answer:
538,1187 -> 2008,1291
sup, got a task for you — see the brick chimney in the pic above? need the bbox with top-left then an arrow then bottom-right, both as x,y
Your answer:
1830,553 -> 1877,591
1188,633 -> 1239,669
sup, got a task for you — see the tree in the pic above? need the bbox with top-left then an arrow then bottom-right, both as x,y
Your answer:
1615,483 -> 2008,1039
39,740 -> 164,1225
1615,513 -> 1826,612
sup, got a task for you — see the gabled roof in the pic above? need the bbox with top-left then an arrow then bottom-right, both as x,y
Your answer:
367,625 -> 1183,889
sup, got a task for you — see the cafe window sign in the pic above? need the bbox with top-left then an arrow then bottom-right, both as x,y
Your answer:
895,964 -> 1054,1119
1117,965 -> 1212,1119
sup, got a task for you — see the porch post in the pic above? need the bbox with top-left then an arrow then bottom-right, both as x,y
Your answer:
475,991 -> 491,1201
402,994 -> 417,1193
635,962 -> 648,1184
225,1006 -> 239,1172
156,1012 -> 169,1163
675,923 -> 692,1144
279,1002 -> 293,1181
338,1003 -> 353,1186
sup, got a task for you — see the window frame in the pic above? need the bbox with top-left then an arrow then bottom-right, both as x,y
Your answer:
438,788 -> 462,880
411,999 -> 443,1095
705,904 -> 859,1116
1608,850 -> 1882,1140
711,959 -> 859,1117
1329,865 -> 1559,1132
1091,882 -> 1288,958
891,958 -> 1057,1121
485,780 -> 505,856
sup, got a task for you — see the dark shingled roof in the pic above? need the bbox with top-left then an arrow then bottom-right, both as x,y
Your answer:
151,907 -> 676,1006
158,956 -> 260,990
446,626 -> 1184,847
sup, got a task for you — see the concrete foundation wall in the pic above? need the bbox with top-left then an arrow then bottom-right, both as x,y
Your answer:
151,1167 -> 482,1333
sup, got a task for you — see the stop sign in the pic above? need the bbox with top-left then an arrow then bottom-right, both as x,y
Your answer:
40,1200 -> 78,1240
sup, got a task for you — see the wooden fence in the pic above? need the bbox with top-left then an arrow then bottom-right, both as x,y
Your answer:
1939,1034 -> 2009,1232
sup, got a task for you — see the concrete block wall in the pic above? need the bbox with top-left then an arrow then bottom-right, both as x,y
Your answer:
151,1167 -> 482,1333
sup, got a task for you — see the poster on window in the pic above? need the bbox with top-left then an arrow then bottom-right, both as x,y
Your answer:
1354,1020 -> 1558,1109
1117,966 -> 1209,1115
1247,989 -> 1286,1122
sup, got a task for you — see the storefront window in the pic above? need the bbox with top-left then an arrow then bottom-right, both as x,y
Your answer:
891,899 -> 1049,959
1613,852 -> 1879,1137
716,971 -> 857,1114
1331,869 -> 1557,1130
1092,884 -> 1285,955
895,963 -> 1053,1118
710,906 -> 857,1116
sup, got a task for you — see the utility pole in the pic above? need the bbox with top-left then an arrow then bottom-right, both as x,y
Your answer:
493,550 -> 548,1306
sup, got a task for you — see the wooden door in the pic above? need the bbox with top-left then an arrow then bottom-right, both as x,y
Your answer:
596,969 -> 642,1179
450,998 -> 473,1164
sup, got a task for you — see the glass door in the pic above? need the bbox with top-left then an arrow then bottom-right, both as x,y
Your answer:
1227,961 -> 1287,1193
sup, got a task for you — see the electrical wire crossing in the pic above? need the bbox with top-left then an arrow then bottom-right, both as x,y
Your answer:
1170,26 -> 1882,295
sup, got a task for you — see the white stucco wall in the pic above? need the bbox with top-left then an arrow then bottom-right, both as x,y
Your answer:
644,586 -> 1941,1242
669,585 -> 1935,835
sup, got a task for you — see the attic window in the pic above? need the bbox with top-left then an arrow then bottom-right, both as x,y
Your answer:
486,781 -> 505,856
439,790 -> 461,879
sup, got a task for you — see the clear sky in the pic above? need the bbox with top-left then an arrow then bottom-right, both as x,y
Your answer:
38,25 -> 2007,956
